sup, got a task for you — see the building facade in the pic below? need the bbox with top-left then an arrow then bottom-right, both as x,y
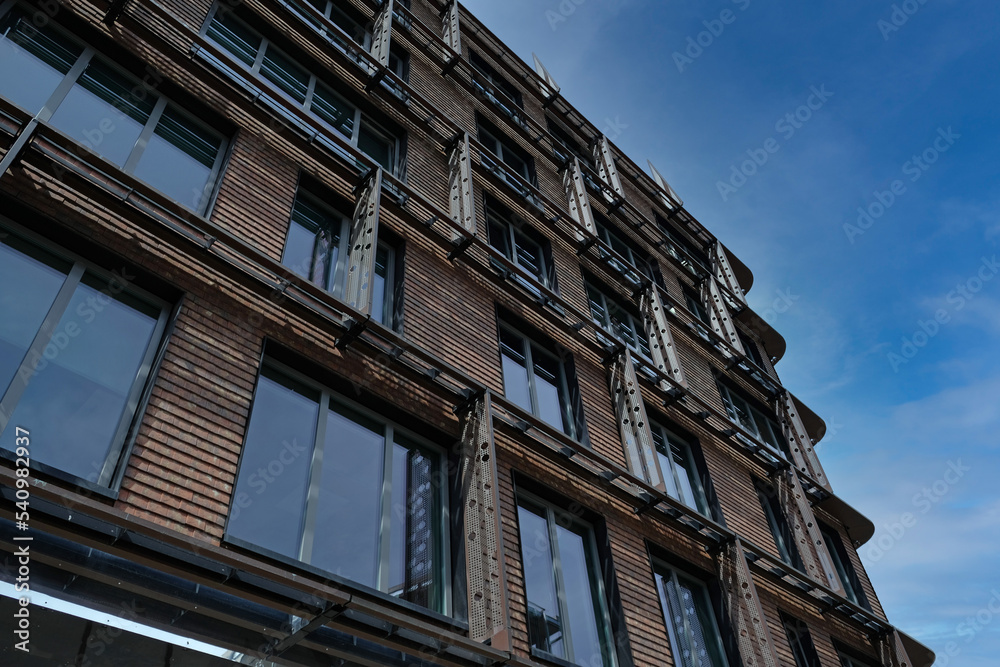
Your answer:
0,0 -> 934,665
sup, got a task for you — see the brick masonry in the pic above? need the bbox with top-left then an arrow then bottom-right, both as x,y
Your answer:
0,0 -> 912,665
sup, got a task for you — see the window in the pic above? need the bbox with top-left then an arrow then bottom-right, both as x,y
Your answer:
547,117 -> 594,168
654,563 -> 730,667
204,9 -> 402,174
469,50 -> 524,123
517,493 -> 617,666
280,187 -> 400,329
754,479 -> 803,570
594,216 -> 659,286
650,422 -> 711,516
820,522 -> 870,610
485,197 -> 553,291
654,214 -> 709,274
499,323 -> 577,437
781,614 -> 821,667
584,278 -> 651,358
228,361 -> 448,613
717,383 -> 789,458
477,116 -> 536,193
738,330 -> 765,368
683,286 -> 710,324
0,9 -> 226,213
0,227 -> 169,488
837,649 -> 878,667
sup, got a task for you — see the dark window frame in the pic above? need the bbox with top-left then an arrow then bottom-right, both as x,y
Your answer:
497,319 -> 581,440
0,219 -> 172,495
648,552 -> 733,667
0,4 -> 229,214
820,521 -> 871,610
649,417 -> 716,519
485,194 -> 556,291
201,3 -> 406,176
279,181 -> 403,331
754,478 -> 803,570
476,114 -> 537,188
469,49 -> 524,115
224,355 -> 455,619
512,481 -> 622,667
780,612 -> 822,667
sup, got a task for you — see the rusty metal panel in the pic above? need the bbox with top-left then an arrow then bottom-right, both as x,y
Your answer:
370,0 -> 394,69
609,351 -> 664,490
458,391 -> 511,649
713,241 -> 746,305
779,391 -> 831,490
703,276 -> 745,355
593,134 -> 623,198
442,0 -> 461,58
716,538 -> 781,667
640,285 -> 687,389
449,132 -> 476,237
344,168 -> 383,315
563,156 -> 597,241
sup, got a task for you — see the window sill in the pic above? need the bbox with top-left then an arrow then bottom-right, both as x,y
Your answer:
222,534 -> 466,633
0,449 -> 120,502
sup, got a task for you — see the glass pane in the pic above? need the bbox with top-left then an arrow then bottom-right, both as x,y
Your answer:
0,12 -> 82,113
228,369 -> 319,558
1,272 -> 159,482
672,441 -> 701,512
372,244 -> 390,326
132,105 -> 221,211
500,329 -> 530,411
261,46 -> 309,103
517,504 -> 563,657
206,12 -> 261,67
512,230 -> 542,279
0,237 -> 70,396
487,219 -> 511,259
309,403 -> 385,588
501,147 -> 528,181
389,438 -> 439,610
556,524 -> 606,666
660,573 -> 724,667
50,60 -> 154,167
281,196 -> 340,291
532,349 -> 566,433
311,81 -> 355,137
358,123 -> 394,172
586,284 -> 609,328
652,429 -> 681,500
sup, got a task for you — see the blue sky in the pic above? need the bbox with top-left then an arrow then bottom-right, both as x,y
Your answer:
461,0 -> 1000,663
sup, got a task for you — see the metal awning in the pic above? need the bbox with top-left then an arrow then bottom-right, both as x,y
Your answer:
735,307 -> 787,363
815,494 -> 876,547
790,392 -> 827,443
